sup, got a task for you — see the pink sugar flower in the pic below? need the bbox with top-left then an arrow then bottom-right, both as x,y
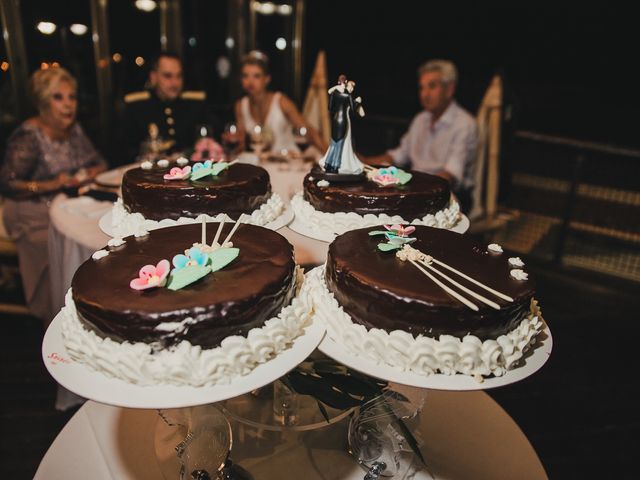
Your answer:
372,173 -> 400,186
130,259 -> 170,290
163,166 -> 191,180
384,224 -> 415,237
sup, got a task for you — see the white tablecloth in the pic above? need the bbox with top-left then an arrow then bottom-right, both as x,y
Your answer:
35,390 -> 547,479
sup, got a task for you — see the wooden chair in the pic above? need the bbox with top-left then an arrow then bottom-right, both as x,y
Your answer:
468,74 -> 518,234
301,50 -> 331,146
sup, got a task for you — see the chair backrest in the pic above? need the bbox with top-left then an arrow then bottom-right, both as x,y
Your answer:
302,50 -> 331,145
469,74 -> 503,221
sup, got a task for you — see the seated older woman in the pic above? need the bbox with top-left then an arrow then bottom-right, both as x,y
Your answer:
1,67 -> 106,324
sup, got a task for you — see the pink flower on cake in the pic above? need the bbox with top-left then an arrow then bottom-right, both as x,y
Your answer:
384,224 -> 416,237
163,166 -> 191,180
130,260 -> 170,290
372,173 -> 400,187
191,137 -> 224,162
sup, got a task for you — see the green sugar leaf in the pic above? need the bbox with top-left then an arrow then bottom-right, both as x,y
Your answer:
208,247 -> 239,272
210,162 -> 229,176
166,265 -> 211,290
396,170 -> 413,185
377,243 -> 401,252
190,168 -> 214,181
368,230 -> 389,236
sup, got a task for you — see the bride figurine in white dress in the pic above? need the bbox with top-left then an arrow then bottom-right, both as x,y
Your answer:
319,75 -> 365,175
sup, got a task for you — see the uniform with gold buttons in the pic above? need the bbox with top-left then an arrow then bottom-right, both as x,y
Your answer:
120,89 -> 216,163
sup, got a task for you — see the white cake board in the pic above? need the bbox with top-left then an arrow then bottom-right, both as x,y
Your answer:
99,205 -> 294,238
42,312 -> 325,409
289,213 -> 470,243
318,323 -> 552,391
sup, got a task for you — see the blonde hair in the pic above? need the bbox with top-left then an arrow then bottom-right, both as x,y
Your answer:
29,67 -> 78,112
241,50 -> 270,75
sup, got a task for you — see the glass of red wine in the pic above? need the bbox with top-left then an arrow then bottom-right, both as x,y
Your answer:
292,126 -> 310,157
222,122 -> 241,156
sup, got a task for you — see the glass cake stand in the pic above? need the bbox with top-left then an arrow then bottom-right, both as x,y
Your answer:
221,379 -> 355,432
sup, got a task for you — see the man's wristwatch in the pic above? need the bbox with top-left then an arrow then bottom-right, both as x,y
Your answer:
27,181 -> 38,193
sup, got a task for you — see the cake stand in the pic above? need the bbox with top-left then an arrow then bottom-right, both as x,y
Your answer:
318,328 -> 552,391
42,311 -> 325,409
98,204 -> 294,238
288,213 -> 470,243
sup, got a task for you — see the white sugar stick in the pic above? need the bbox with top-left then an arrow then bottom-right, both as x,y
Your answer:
419,260 -> 501,310
228,159 -> 240,166
430,257 -> 514,302
212,217 -> 225,247
409,259 -> 479,311
221,214 -> 246,245
201,218 -> 206,244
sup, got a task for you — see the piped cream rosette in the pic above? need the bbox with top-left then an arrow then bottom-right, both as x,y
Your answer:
61,267 -> 313,386
307,266 -> 544,379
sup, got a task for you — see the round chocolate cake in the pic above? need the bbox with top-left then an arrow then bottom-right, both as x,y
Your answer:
122,163 -> 271,221
72,223 -> 296,349
325,226 -> 536,341
303,166 -> 450,218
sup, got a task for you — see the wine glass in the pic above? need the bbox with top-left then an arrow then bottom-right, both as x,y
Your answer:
249,125 -> 271,157
194,124 -> 214,159
347,389 -> 428,478
222,122 -> 241,156
292,126 -> 310,156
157,405 -> 234,480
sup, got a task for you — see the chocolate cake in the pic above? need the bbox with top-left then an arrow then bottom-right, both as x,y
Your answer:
309,225 -> 544,377
326,226 -> 535,341
122,163 -> 272,221
303,166 -> 450,218
72,223 -> 296,349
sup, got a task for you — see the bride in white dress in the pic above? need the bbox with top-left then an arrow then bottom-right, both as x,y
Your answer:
234,51 -> 326,156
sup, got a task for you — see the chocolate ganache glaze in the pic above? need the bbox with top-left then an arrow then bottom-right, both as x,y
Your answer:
122,163 -> 271,220
326,226 -> 536,340
72,223 -> 296,349
303,166 -> 450,218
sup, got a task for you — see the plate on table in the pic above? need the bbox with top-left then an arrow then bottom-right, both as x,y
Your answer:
94,164 -> 138,188
42,311 -> 325,409
98,205 -> 294,238
318,321 -> 552,391
288,213 -> 470,244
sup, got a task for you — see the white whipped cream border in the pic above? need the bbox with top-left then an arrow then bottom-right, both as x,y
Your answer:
60,268 -> 313,387
290,192 -> 460,235
110,193 -> 285,238
307,266 -> 544,378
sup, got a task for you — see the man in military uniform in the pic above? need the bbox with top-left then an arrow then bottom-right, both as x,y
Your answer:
121,52 -> 217,163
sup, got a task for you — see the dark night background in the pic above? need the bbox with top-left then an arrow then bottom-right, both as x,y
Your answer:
3,2 -> 639,152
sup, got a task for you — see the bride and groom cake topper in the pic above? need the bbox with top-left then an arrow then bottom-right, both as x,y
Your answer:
318,74 -> 367,181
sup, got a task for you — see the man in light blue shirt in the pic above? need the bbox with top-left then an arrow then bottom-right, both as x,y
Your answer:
366,60 -> 478,213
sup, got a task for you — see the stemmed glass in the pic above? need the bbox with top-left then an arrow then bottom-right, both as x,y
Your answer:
347,389 -> 429,478
156,405 -> 235,480
292,126 -> 310,156
222,122 -> 241,157
249,125 -> 271,158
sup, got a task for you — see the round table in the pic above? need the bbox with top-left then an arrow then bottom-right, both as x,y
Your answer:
34,390 -> 547,479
